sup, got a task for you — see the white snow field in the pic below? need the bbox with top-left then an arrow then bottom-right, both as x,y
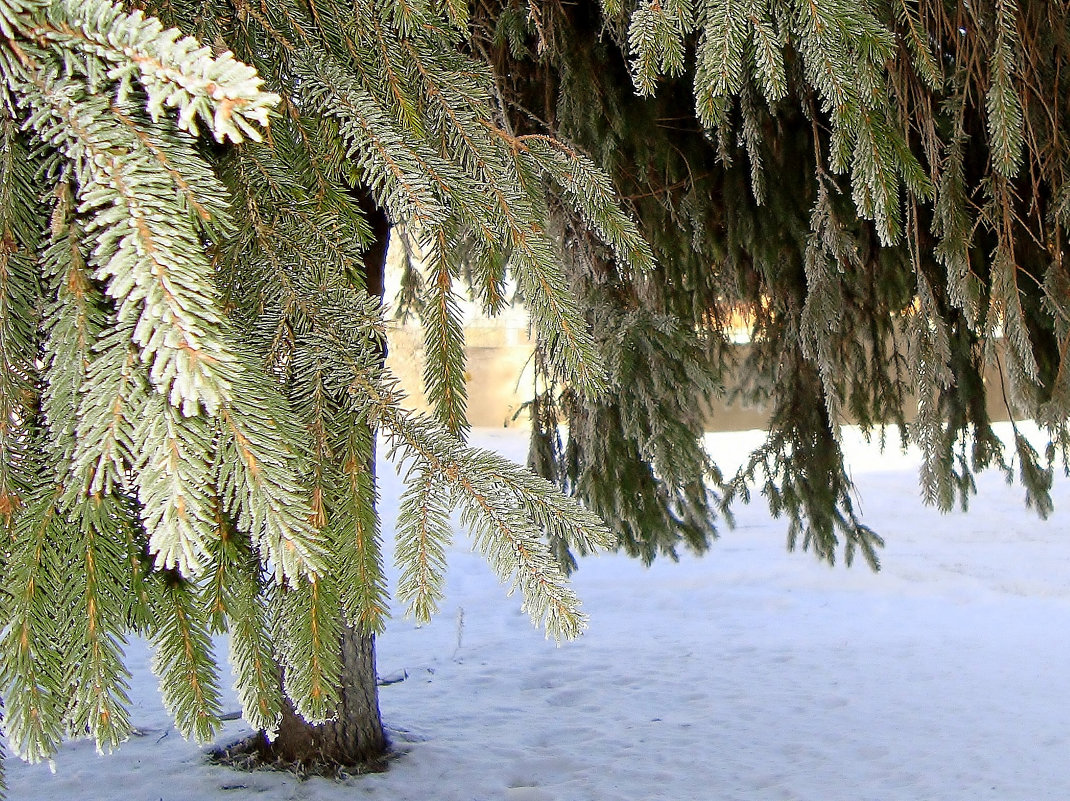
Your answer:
7,425 -> 1070,801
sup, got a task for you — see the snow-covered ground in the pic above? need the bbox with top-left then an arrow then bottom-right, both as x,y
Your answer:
8,426 -> 1070,801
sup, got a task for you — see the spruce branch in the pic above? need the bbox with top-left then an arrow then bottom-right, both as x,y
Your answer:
695,0 -> 751,127
395,468 -> 452,624
150,579 -> 224,742
627,0 -> 694,95
0,116 -> 43,520
133,392 -> 218,576
40,180 -> 107,468
986,0 -> 1025,177
520,135 -> 656,275
1012,427 -> 1053,517
0,0 -> 42,39
216,361 -> 325,582
61,493 -> 138,755
0,485 -> 69,763
25,78 -> 237,416
892,0 -> 941,90
204,513 -> 283,736
512,234 -> 608,395
748,0 -> 787,102
32,0 -> 279,142
273,574 -> 342,724
294,51 -> 449,224
72,331 -> 149,498
420,231 -> 470,438
932,130 -> 983,327
331,419 -> 390,633
378,408 -> 610,641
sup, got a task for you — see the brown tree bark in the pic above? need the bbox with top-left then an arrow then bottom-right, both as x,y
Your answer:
236,190 -> 392,772
263,627 -> 387,770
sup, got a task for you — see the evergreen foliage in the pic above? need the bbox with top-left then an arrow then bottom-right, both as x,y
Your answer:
0,0 -> 652,783
5,0 -> 1070,788
474,0 -> 1070,569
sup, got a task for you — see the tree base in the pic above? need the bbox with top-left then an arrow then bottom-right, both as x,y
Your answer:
208,627 -> 392,779
208,729 -> 393,779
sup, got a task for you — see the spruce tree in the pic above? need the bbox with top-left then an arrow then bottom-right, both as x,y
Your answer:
473,0 -> 1070,569
4,0 -> 1070,790
0,0 -> 651,785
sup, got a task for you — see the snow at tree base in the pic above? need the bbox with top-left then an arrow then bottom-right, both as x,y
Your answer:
8,426 -> 1070,801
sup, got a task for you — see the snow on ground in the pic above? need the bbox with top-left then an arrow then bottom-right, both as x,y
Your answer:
8,426 -> 1070,801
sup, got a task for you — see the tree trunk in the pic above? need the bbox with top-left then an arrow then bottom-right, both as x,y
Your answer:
244,191 -> 392,772
266,627 -> 387,769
